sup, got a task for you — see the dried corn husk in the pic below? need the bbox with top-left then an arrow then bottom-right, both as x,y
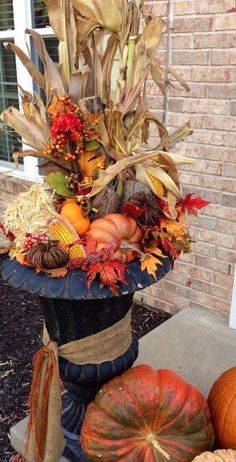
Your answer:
71,0 -> 128,36
3,184 -> 56,248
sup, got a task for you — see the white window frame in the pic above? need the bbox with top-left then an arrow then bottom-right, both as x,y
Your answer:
0,0 -> 54,181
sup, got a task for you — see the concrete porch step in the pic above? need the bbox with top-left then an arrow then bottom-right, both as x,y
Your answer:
10,307 -> 236,460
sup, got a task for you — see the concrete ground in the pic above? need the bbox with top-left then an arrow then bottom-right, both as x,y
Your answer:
10,307 -> 236,460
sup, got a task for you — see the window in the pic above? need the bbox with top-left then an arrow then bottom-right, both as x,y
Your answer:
0,0 -> 57,178
0,0 -> 14,32
0,40 -> 22,163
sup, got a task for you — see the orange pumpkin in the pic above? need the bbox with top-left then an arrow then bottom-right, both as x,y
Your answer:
87,213 -> 143,262
61,199 -> 90,237
81,365 -> 214,462
208,367 -> 236,449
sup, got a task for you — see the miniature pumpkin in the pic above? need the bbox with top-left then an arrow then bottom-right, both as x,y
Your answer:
27,241 -> 69,270
81,365 -> 214,462
60,199 -> 90,236
191,449 -> 236,462
208,367 -> 236,449
87,213 -> 143,262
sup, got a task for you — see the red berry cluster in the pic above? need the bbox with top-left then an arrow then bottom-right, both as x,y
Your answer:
67,244 -> 117,271
23,233 -> 49,250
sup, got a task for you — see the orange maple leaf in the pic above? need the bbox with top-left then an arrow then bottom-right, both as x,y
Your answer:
141,254 -> 163,279
87,260 -> 127,296
159,218 -> 187,240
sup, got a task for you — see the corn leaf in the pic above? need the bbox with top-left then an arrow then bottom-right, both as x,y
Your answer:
26,29 -> 65,101
44,0 -> 77,86
1,107 -> 48,151
133,18 -> 163,87
4,42 -> 44,89
13,149 -> 71,171
71,0 -> 127,35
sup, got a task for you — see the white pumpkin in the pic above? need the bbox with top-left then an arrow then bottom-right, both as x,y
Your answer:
192,449 -> 236,462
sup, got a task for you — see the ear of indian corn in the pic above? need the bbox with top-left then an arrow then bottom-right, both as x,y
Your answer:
48,218 -> 85,260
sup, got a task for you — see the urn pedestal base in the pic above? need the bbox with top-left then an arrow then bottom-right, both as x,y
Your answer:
41,294 -> 139,462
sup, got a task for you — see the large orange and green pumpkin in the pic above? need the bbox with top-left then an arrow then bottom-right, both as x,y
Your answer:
208,367 -> 236,449
81,365 -> 214,462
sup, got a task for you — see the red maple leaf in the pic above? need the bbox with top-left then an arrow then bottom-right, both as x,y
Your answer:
179,194 -> 209,215
161,238 -> 179,259
87,259 -> 127,296
121,203 -> 148,220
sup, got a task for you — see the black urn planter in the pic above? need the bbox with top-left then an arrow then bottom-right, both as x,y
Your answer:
0,256 -> 172,461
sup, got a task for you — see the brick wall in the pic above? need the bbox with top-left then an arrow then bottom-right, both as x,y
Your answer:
135,0 -> 236,315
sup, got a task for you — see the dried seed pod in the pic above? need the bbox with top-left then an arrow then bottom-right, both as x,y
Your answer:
125,192 -> 163,226
27,241 -> 69,270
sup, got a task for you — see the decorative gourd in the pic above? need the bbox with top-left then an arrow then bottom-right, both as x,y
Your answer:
191,449 -> 236,462
61,199 -> 90,236
208,367 -> 236,449
81,365 -> 214,462
27,241 -> 69,270
87,213 -> 143,262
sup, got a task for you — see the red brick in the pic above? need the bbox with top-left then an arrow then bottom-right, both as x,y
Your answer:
201,146 -> 234,162
214,272 -> 234,289
213,14 -> 236,31
183,186 -> 220,203
172,50 -> 209,65
211,49 -> 236,65
230,101 -> 236,115
197,228 -> 236,249
195,1 -> 236,14
221,192 -> 236,207
201,204 -> 236,221
174,17 -> 212,33
192,67 -> 236,83
208,84 -> 236,99
222,179 -> 236,193
182,98 -> 227,114
222,162 -> 236,177
195,255 -> 231,274
174,261 -> 213,282
227,133 -> 236,147
172,34 -> 193,49
194,32 -> 236,49
217,219 -> 236,234
205,115 -> 236,131
192,241 -> 216,256
171,82 -> 206,98
191,279 -> 229,301
173,1 -> 194,15
189,129 -> 227,146
216,247 -> 236,263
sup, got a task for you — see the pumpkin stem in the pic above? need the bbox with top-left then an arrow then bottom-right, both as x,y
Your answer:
147,434 -> 170,461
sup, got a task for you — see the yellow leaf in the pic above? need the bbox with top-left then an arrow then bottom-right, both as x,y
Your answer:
44,267 -> 68,278
160,218 -> 187,240
140,254 -> 163,279
145,247 -> 167,259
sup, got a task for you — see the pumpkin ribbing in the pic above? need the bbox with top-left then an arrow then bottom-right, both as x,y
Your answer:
81,365 -> 214,462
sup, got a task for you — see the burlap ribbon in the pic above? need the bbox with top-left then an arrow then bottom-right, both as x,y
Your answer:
25,310 -> 132,462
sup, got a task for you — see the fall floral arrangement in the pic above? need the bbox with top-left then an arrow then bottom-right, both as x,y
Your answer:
0,0 -> 208,295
